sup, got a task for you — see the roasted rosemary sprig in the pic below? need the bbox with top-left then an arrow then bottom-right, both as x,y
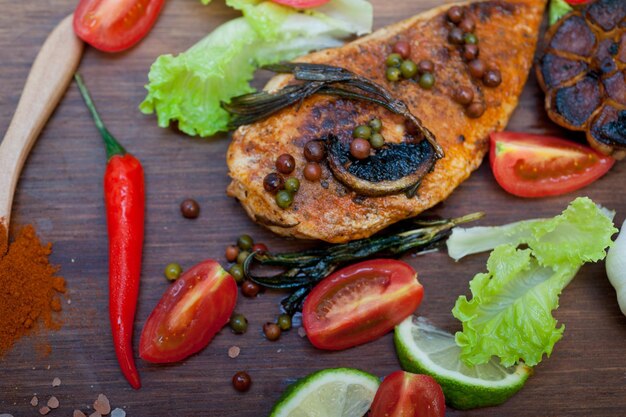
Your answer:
222,62 -> 443,158
242,212 -> 483,315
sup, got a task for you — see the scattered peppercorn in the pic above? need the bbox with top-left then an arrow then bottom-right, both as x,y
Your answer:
468,59 -> 486,79
447,6 -> 464,23
386,66 -> 401,82
275,190 -> 294,209
304,141 -> 325,162
369,118 -> 382,132
353,125 -> 372,140
263,322 -> 281,341
276,154 -> 296,174
385,53 -> 403,67
277,314 -> 292,331
284,177 -> 300,193
232,371 -> 252,392
400,60 -> 418,79
251,243 -> 268,253
483,69 -> 502,87
370,133 -> 385,149
263,172 -> 284,193
304,162 -> 322,182
466,101 -> 486,118
237,234 -> 254,250
458,17 -> 475,33
164,263 -> 182,281
392,41 -> 411,59
229,313 -> 248,334
462,44 -> 479,61
229,264 -> 245,284
237,251 -> 250,265
448,27 -> 464,45
419,72 -> 435,89
350,138 -> 371,160
463,32 -> 478,45
180,199 -> 200,219
225,245 -> 240,262
454,86 -> 474,106
241,280 -> 261,298
417,59 -> 435,74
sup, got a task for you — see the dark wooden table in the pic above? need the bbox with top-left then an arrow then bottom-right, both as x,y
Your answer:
1,1 -> 625,416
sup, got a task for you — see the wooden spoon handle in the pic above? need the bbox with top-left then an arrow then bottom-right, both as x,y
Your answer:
0,14 -> 84,232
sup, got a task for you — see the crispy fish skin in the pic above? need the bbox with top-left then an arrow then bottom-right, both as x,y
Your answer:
227,0 -> 547,243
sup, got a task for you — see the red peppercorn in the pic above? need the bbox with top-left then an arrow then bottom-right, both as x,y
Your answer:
350,138 -> 371,160
180,199 -> 200,219
458,17 -> 475,33
392,40 -> 411,59
466,101 -> 486,118
417,59 -> 435,74
454,86 -> 474,106
468,59 -> 486,79
263,172 -> 284,193
276,154 -> 296,174
225,245 -> 240,262
263,322 -> 281,341
448,27 -> 464,45
303,141 -> 326,162
241,280 -> 260,298
251,243 -> 268,253
303,162 -> 322,182
462,44 -> 479,61
483,69 -> 502,87
232,371 -> 252,392
447,6 -> 464,24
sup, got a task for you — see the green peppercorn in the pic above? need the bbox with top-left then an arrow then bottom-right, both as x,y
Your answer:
164,263 -> 182,281
370,133 -> 385,149
463,32 -> 478,45
386,66 -> 401,82
237,250 -> 250,265
419,72 -> 435,89
229,264 -> 244,284
237,234 -> 254,250
352,125 -> 372,140
284,177 -> 300,193
400,60 -> 418,79
229,313 -> 248,334
277,314 -> 292,331
369,118 -> 382,132
276,190 -> 293,209
385,53 -> 403,67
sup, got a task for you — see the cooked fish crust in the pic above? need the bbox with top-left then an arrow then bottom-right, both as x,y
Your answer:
227,0 -> 547,243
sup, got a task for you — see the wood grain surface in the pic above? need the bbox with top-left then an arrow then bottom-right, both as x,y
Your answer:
1,1 -> 625,416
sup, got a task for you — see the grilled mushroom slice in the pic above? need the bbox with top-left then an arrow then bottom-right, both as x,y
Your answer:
327,134 -> 436,197
537,0 -> 626,157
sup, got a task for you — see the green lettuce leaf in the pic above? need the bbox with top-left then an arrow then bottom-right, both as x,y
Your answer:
451,197 -> 617,367
140,0 -> 373,137
549,0 -> 573,25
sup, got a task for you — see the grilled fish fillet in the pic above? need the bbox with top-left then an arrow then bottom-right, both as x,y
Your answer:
227,0 -> 546,243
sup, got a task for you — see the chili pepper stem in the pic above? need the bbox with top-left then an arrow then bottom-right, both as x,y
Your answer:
74,73 -> 126,160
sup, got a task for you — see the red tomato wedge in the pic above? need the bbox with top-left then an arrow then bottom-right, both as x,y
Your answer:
139,260 -> 237,363
270,0 -> 331,8
489,132 -> 614,198
73,0 -> 165,53
302,259 -> 423,351
370,371 -> 445,417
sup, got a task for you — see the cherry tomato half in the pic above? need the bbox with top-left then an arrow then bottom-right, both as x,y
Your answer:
73,0 -> 165,53
139,260 -> 237,363
370,371 -> 445,417
302,259 -> 423,351
489,132 -> 614,198
270,0 -> 331,8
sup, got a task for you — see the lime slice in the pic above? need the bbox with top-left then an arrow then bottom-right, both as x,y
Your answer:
394,316 -> 531,410
269,367 -> 380,417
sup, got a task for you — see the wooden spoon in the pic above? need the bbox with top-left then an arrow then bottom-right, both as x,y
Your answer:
0,14 -> 84,235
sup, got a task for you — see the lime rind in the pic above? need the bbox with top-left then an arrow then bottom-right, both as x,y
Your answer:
394,316 -> 531,410
269,367 -> 380,417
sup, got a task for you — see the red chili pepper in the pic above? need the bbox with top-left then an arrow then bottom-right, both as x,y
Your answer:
75,74 -> 143,389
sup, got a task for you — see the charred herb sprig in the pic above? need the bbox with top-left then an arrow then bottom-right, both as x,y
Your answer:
223,62 -> 444,158
242,212 -> 483,315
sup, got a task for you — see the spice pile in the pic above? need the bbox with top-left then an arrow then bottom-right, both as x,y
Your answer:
0,223 -> 66,356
